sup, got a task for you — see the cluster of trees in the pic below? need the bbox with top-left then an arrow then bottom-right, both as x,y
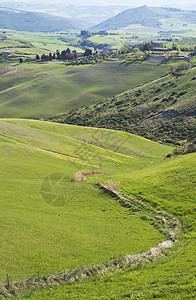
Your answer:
171,62 -> 192,75
166,139 -> 196,158
36,48 -> 78,61
172,43 -> 196,52
120,46 -> 149,63
131,49 -> 149,62
36,48 -> 93,62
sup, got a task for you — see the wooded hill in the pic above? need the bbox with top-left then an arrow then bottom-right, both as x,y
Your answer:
91,6 -> 196,31
51,66 -> 196,145
0,7 -> 85,32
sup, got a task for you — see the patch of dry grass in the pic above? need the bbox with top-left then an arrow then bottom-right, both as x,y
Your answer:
73,170 -> 104,182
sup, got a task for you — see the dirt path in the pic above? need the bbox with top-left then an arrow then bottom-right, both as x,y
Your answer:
0,182 -> 180,299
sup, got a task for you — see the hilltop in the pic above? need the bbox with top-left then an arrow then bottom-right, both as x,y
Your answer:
0,7 -> 85,32
0,4 -> 130,28
91,6 -> 196,32
51,66 -> 196,144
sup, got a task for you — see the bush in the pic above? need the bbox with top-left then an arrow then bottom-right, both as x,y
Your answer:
166,140 -> 196,158
73,169 -> 104,182
176,62 -> 191,71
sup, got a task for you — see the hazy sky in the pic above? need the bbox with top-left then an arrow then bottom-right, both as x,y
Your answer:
67,0 -> 195,7
1,0 -> 196,8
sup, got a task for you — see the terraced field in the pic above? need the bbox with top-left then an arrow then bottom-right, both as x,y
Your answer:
0,119 -> 195,299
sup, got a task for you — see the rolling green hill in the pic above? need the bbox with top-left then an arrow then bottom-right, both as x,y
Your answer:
0,7 -> 85,32
0,61 -> 169,119
0,119 -> 195,299
91,6 -> 196,33
0,119 -> 172,282
26,151 -> 196,300
52,66 -> 196,144
0,30 -> 83,59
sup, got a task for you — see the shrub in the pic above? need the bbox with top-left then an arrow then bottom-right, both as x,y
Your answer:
73,170 -> 104,182
166,140 -> 196,158
172,62 -> 192,75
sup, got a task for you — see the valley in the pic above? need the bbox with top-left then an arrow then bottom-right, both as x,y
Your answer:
0,119 -> 195,299
0,3 -> 195,299
53,65 -> 196,144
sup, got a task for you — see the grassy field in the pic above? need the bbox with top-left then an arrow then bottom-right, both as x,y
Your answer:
54,66 -> 196,144
1,28 -> 195,62
0,118 -> 173,283
159,19 -> 196,37
0,119 -> 195,299
0,61 -> 170,119
120,20 -> 196,37
88,31 -> 158,49
0,30 -> 82,57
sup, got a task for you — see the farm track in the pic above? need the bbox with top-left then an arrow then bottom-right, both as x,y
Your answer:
0,133 -> 79,160
0,183 -> 180,299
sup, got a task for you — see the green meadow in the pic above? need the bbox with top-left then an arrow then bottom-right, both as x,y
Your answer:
0,119 -> 195,299
0,61 -> 169,119
0,119 -> 173,282
0,12 -> 195,300
57,66 -> 196,144
89,32 -> 158,49
0,29 -> 156,56
0,30 -> 82,57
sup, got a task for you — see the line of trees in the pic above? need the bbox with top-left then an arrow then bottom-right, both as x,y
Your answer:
35,48 -> 94,62
36,48 -> 79,61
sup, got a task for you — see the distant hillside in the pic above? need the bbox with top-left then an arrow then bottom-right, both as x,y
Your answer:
0,61 -> 169,119
0,4 -> 130,27
0,7 -> 85,32
91,6 -> 196,31
51,67 -> 196,145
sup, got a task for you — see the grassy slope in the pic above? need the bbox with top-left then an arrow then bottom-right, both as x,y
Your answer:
88,32 -> 158,49
52,67 -> 196,144
0,119 -> 172,282
0,30 -> 83,58
91,6 -> 196,33
0,61 -> 169,119
26,149 -> 196,299
0,8 -> 83,32
0,119 -> 195,299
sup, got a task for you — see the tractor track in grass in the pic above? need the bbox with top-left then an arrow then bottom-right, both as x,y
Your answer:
0,182 -> 180,299
0,133 -> 79,160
